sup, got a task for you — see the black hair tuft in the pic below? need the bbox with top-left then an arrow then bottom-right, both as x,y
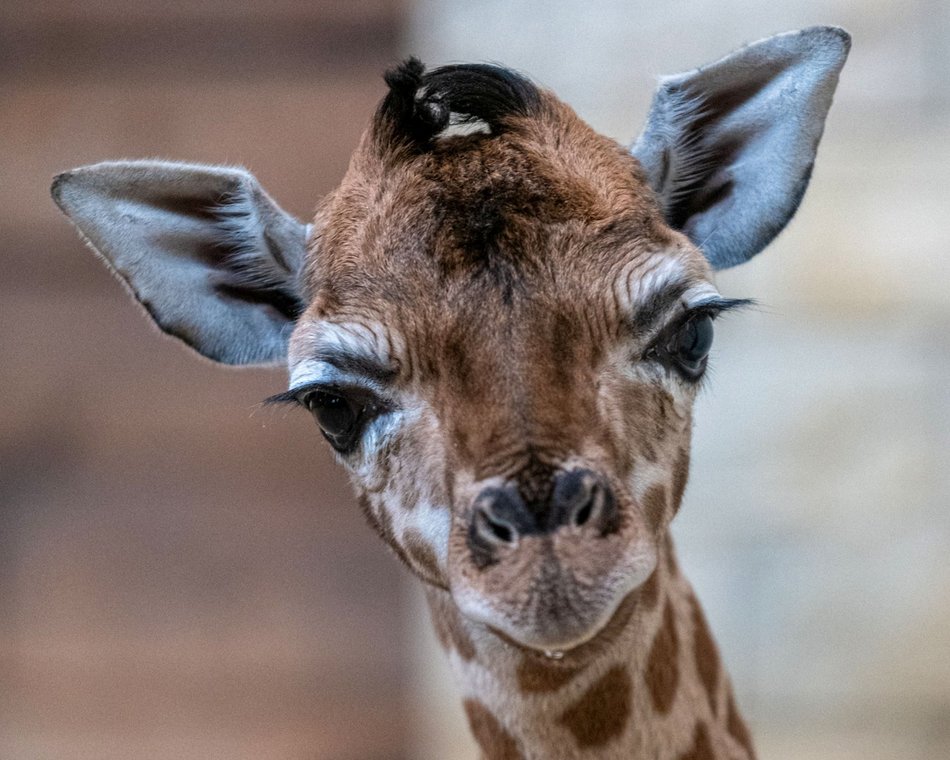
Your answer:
376,58 -> 541,150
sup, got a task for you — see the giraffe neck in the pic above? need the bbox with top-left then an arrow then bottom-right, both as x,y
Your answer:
426,538 -> 756,760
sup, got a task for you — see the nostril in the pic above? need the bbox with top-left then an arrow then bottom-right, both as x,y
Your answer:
475,506 -> 517,544
470,486 -> 526,554
569,481 -> 602,528
554,469 -> 619,535
468,489 -> 527,568
572,496 -> 594,527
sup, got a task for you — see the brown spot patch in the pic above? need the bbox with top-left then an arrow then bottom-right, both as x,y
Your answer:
403,528 -> 445,586
375,503 -> 415,570
665,533 -> 678,578
678,722 -> 715,760
646,600 -> 680,714
430,606 -> 452,652
360,495 -> 428,581
642,483 -> 669,533
463,699 -> 525,760
726,690 -> 755,758
622,386 -> 661,461
671,446 -> 691,513
357,494 -> 383,535
558,665 -> 631,748
690,593 -> 720,715
638,567 -> 660,611
428,590 -> 477,661
516,655 -> 581,693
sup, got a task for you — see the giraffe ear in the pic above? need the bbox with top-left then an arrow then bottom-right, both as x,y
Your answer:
632,26 -> 850,270
51,160 -> 308,365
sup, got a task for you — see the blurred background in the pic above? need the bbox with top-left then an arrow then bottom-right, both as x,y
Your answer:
1,2 -> 948,759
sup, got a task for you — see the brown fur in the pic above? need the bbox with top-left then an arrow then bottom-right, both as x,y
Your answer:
643,483 -> 669,534
690,593 -> 721,716
517,654 -> 583,694
403,528 -> 442,583
464,699 -> 526,760
679,723 -> 715,760
671,446 -> 692,513
557,665 -> 632,748
646,600 -> 681,714
666,534 -> 679,577
428,586 -> 477,662
638,567 -> 661,612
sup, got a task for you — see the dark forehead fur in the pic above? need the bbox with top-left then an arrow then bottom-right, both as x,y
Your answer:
375,57 -> 543,150
309,59 -> 682,314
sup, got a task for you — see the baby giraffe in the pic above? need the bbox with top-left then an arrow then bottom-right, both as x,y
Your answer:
53,27 -> 849,760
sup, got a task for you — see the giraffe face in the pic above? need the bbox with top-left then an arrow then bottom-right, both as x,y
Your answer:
55,40 -> 848,652
283,84 -> 727,651
53,29 -> 849,755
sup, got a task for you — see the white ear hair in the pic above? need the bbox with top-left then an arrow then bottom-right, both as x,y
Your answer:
52,160 -> 308,365
632,26 -> 851,269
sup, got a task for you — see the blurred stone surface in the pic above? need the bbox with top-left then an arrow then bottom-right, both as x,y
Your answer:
0,3 -> 411,759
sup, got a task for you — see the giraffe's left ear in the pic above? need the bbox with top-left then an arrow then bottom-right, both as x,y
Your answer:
52,160 -> 309,365
632,26 -> 850,270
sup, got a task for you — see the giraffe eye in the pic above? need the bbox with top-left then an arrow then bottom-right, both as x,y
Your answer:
644,312 -> 715,381
667,314 -> 714,378
303,390 -> 364,452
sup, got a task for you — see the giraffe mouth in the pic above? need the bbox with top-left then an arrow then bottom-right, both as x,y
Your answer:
488,582 -> 646,661
449,532 -> 657,652
490,586 -> 640,656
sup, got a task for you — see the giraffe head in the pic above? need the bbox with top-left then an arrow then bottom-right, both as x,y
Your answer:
52,28 -> 849,652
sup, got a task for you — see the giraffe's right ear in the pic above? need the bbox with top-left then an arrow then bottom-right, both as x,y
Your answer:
51,160 -> 308,365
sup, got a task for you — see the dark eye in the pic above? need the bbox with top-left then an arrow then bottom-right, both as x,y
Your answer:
667,314 -> 714,377
645,312 -> 715,380
302,390 -> 363,453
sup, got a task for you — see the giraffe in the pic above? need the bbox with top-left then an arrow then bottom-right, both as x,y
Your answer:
51,27 -> 849,759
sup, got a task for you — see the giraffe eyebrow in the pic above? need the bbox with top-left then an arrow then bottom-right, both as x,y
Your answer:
309,346 -> 399,385
265,344 -> 399,406
631,279 -> 752,334
263,346 -> 398,405
630,278 -> 692,332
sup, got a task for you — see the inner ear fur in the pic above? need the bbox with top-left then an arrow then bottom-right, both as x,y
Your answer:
52,160 -> 308,365
632,26 -> 850,269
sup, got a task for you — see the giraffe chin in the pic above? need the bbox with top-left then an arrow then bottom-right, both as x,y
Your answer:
450,543 -> 657,654
486,591 -> 632,654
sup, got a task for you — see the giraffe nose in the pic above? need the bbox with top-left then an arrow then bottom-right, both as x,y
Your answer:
469,486 -> 529,554
467,469 -> 619,564
549,468 -> 619,535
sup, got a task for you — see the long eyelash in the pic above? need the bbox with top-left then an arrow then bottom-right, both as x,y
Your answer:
691,297 -> 756,318
263,390 -> 303,407
263,382 -> 331,407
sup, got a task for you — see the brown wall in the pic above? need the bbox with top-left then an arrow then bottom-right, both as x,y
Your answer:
0,3 -> 414,759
